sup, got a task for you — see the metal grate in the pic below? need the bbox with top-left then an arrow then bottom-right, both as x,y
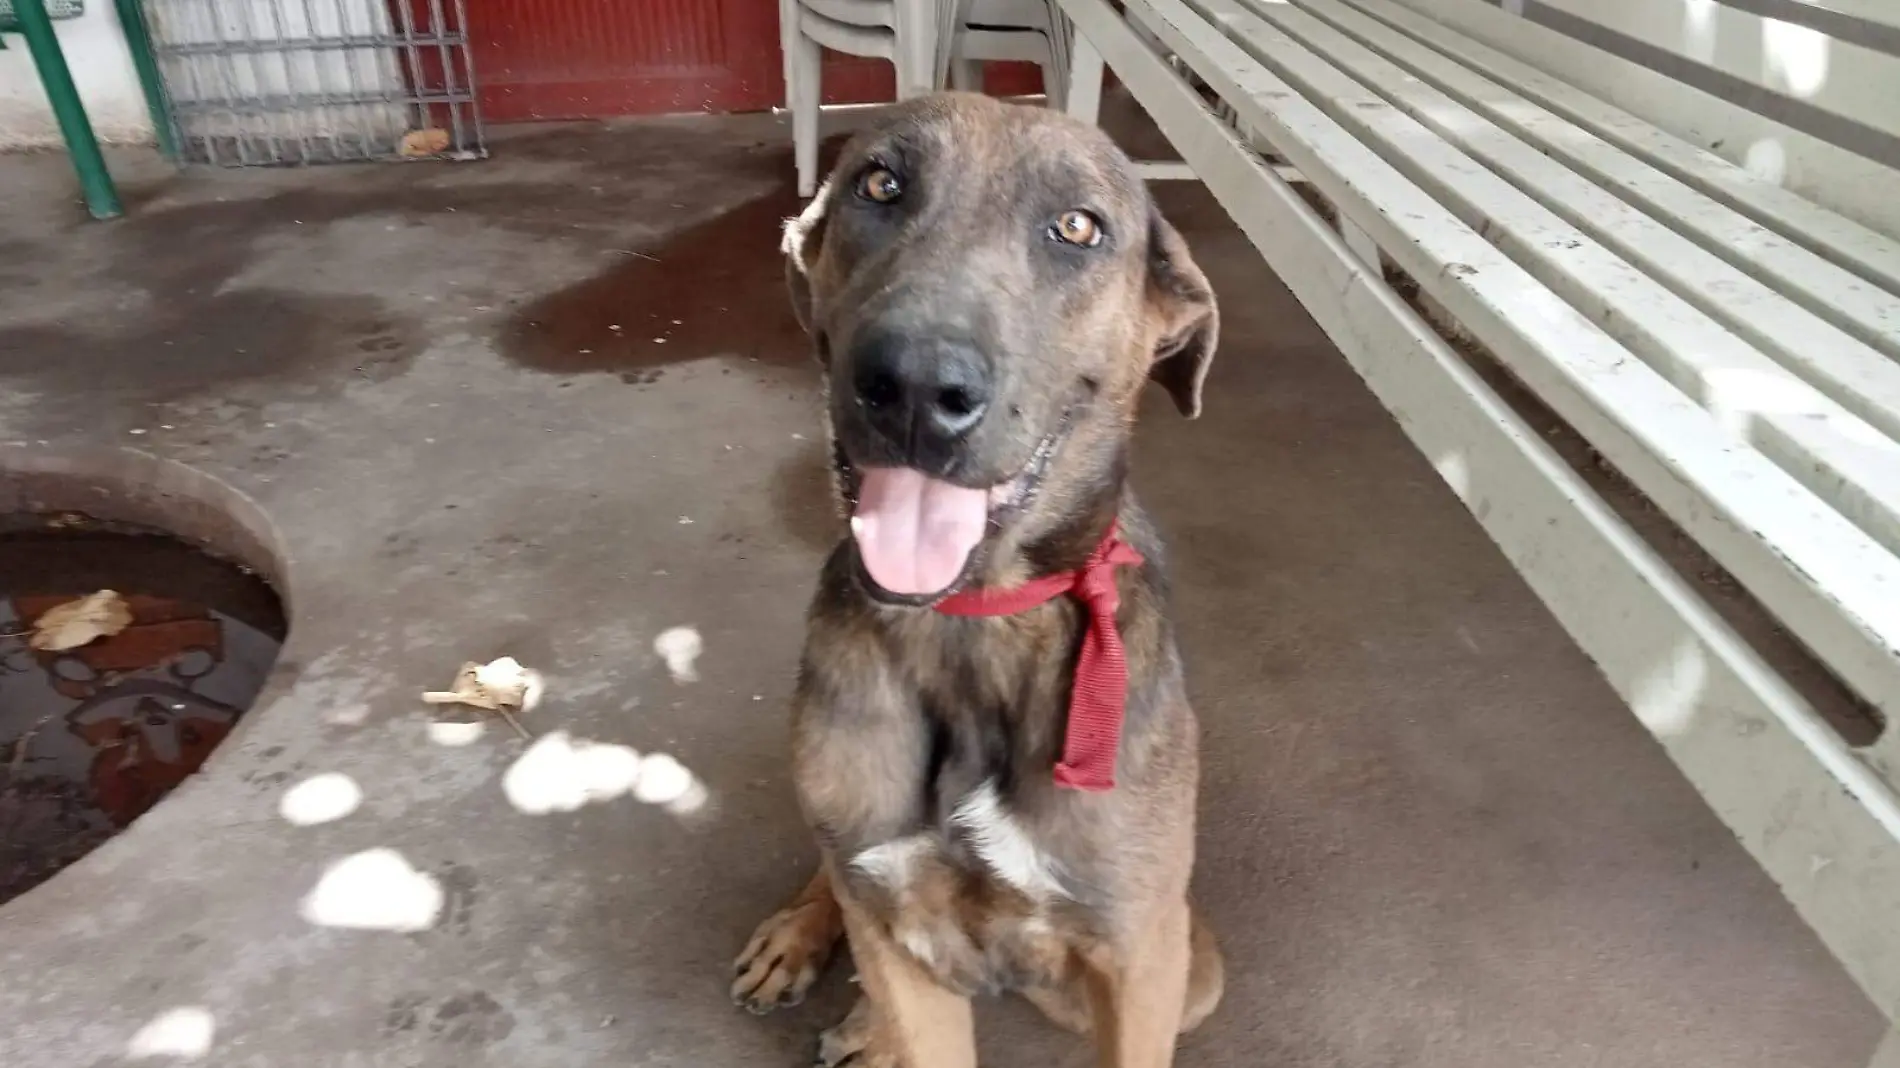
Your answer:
141,0 -> 484,165
0,0 -> 85,33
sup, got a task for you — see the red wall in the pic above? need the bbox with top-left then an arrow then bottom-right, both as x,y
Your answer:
471,0 -> 1043,121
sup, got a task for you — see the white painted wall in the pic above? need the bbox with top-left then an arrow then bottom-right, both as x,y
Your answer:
0,4 -> 155,147
0,0 -> 409,155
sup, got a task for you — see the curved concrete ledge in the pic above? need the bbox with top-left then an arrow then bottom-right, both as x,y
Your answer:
0,443 -> 291,600
0,444 -> 292,906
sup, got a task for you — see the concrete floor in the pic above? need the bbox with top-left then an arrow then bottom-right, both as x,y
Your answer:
0,103 -> 1884,1067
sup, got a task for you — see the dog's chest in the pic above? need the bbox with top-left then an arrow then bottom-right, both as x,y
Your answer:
799,600 -> 1101,989
845,783 -> 1082,994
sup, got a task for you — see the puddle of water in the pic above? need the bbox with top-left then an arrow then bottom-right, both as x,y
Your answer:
499,189 -> 812,380
498,134 -> 856,382
0,520 -> 285,905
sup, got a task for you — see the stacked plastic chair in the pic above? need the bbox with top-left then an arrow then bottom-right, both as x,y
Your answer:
781,0 -> 1070,196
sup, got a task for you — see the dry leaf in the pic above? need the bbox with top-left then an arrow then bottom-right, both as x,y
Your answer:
29,589 -> 133,652
422,656 -> 544,712
400,128 -> 452,157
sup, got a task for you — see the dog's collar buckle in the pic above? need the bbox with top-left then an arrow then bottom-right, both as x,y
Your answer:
932,521 -> 1144,792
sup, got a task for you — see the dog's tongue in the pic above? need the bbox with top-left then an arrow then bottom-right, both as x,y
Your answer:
852,467 -> 988,597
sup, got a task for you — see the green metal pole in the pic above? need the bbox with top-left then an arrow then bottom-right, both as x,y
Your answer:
14,0 -> 124,220
110,0 -> 178,162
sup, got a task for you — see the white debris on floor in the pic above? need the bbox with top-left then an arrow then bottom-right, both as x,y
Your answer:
653,626 -> 702,684
422,656 -> 545,712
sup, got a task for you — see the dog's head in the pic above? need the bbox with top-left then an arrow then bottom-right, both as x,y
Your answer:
784,93 -> 1218,604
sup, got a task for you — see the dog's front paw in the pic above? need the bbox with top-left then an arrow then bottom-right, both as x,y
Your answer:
731,900 -> 839,1014
815,997 -> 897,1068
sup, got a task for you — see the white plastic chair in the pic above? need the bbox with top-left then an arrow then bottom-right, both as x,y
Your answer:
782,0 -> 1070,196
949,0 -> 1068,106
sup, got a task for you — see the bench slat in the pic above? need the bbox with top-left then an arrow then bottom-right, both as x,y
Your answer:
1302,0 -> 1900,432
1532,0 -> 1900,145
1245,0 -> 1900,558
1061,0 -> 1900,1021
1364,0 -> 1900,336
1792,0 -> 1900,35
1147,0 -> 1900,726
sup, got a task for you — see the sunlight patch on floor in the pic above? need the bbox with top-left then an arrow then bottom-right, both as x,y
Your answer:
279,772 -> 363,826
503,730 -> 708,816
300,848 -> 444,932
127,1006 -> 215,1061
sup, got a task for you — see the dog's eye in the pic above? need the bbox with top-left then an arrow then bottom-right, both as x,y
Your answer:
857,167 -> 903,204
1050,210 -> 1104,248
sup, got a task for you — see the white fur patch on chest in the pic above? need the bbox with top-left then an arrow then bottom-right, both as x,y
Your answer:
952,782 -> 1067,900
849,834 -> 934,891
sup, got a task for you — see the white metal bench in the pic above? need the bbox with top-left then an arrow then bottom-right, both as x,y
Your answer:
1050,0 -> 1900,1061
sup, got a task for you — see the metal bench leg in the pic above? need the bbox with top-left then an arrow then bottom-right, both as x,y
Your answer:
13,0 -> 123,219
1064,30 -> 1104,125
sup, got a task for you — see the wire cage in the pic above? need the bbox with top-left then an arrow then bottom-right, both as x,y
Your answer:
0,0 -> 87,34
141,0 -> 485,165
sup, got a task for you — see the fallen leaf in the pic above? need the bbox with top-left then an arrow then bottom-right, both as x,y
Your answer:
29,589 -> 133,651
400,127 -> 452,157
422,656 -> 545,713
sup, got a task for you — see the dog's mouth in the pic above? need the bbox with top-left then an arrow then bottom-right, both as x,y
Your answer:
835,417 -> 1069,605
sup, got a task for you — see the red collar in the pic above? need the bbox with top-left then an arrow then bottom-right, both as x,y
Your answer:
933,521 -> 1144,792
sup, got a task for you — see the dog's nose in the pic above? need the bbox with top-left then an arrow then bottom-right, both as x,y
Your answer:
851,333 -> 993,448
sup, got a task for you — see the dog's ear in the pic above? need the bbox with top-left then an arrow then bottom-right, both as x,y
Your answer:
1143,210 -> 1219,418
782,180 -> 832,339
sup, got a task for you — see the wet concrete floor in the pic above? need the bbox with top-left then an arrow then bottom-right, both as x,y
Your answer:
0,103 -> 1882,1066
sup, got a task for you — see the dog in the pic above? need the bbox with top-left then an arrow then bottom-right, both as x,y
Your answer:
732,92 -> 1224,1068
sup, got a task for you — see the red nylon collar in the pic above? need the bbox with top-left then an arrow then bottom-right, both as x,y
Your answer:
932,522 -> 1143,792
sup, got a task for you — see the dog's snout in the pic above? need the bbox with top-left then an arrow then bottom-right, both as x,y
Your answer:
851,332 -> 993,451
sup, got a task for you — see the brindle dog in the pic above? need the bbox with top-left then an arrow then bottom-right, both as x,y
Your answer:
732,92 -> 1223,1068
